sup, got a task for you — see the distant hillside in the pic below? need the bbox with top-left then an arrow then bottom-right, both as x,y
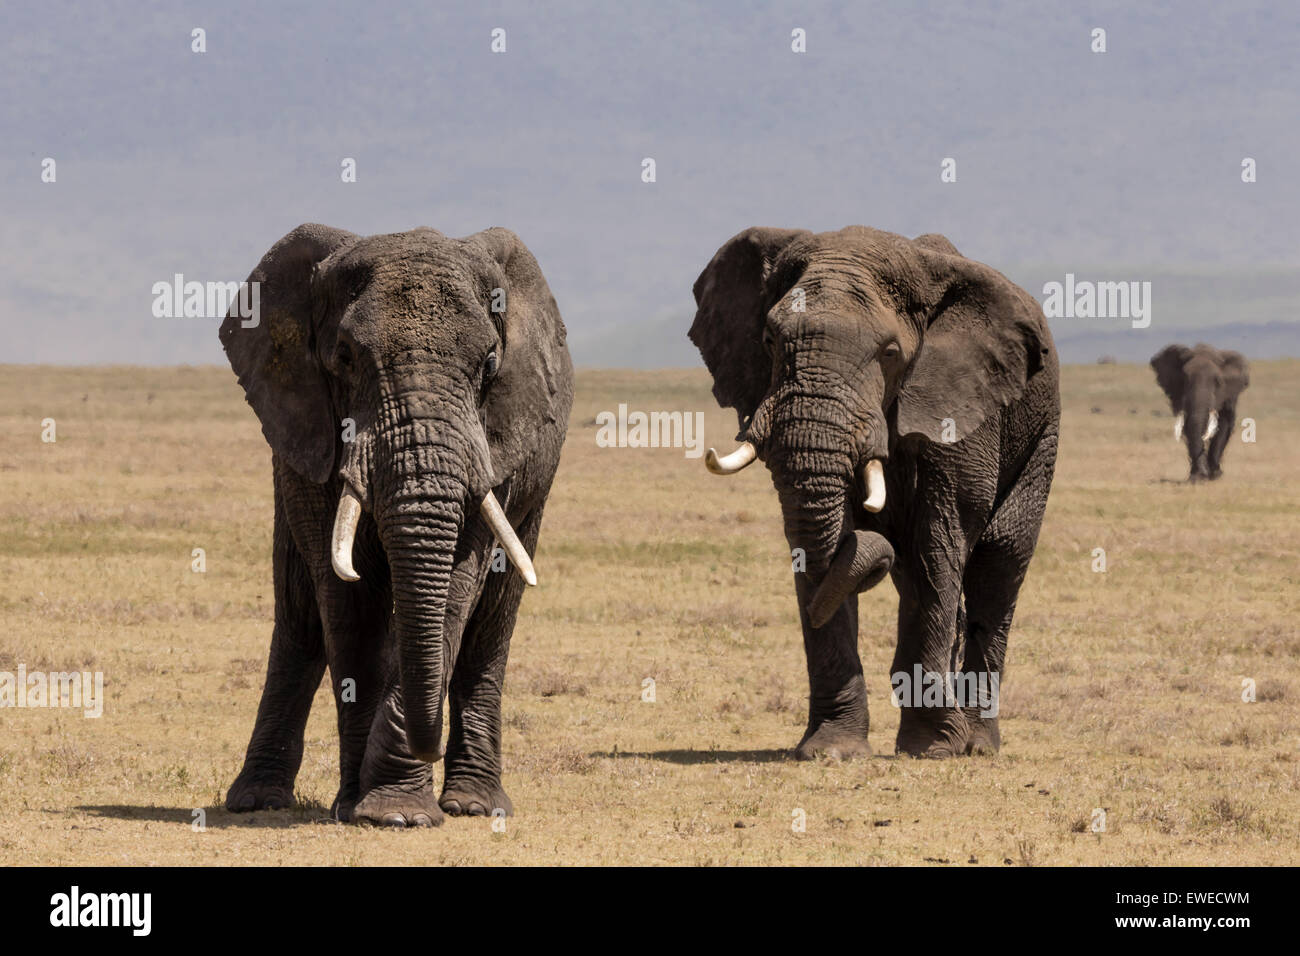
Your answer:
1052,322 -> 1300,364
573,317 -> 1300,370
574,314 -> 704,370
571,265 -> 1300,369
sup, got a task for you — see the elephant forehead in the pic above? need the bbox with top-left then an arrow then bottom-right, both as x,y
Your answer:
346,296 -> 499,360
332,232 -> 501,293
1183,355 -> 1222,380
340,255 -> 500,345
768,285 -> 901,346
783,266 -> 878,303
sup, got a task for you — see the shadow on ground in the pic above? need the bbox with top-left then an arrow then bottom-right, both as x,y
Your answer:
67,804 -> 333,830
594,748 -> 900,764
593,748 -> 791,764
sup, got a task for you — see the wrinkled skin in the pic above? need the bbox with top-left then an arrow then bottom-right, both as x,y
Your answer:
690,226 -> 1059,759
1150,344 -> 1249,482
219,224 -> 572,825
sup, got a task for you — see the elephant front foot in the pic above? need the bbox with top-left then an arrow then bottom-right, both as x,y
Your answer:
330,785 -> 360,822
440,778 -> 513,818
962,710 -> 1001,756
795,676 -> 870,760
225,772 -> 296,812
895,706 -> 971,758
353,783 -> 443,828
794,722 -> 871,761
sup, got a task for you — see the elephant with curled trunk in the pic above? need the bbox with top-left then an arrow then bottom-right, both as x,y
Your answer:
690,226 -> 1059,759
219,223 -> 572,826
1150,343 -> 1248,482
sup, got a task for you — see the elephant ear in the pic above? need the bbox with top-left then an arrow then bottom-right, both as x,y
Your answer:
1216,348 -> 1250,400
218,223 -> 359,484
689,227 -> 810,433
894,244 -> 1051,443
1150,344 -> 1193,414
467,227 -> 572,486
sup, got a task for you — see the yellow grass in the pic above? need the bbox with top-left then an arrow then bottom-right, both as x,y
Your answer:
1,362 -> 1297,865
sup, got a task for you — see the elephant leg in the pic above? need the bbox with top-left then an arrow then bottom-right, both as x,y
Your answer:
350,675 -> 441,827
791,573 -> 870,761
891,554 -> 969,758
959,429 -> 1056,754
316,574 -> 391,822
440,508 -> 543,817
1205,404 -> 1235,479
226,499 -> 326,812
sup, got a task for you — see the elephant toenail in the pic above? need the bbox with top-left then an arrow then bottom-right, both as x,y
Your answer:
411,813 -> 434,827
381,813 -> 407,827
441,800 -> 462,816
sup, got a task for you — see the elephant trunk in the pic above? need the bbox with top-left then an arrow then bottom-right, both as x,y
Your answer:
766,391 -> 891,627
1183,398 -> 1212,471
807,530 -> 895,629
381,491 -> 463,762
365,397 -> 491,764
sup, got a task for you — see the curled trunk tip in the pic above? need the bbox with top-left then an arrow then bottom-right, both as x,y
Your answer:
807,529 -> 894,629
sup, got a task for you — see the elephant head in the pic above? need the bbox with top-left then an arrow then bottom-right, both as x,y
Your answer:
690,226 -> 1050,628
219,223 -> 570,761
1150,343 -> 1249,480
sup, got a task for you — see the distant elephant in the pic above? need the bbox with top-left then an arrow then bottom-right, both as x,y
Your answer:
1150,343 -> 1249,481
690,226 -> 1059,759
219,223 -> 573,826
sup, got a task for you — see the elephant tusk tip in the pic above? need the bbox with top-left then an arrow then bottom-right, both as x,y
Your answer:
861,459 -> 887,513
704,441 -> 757,475
331,488 -> 363,584
481,491 -> 539,587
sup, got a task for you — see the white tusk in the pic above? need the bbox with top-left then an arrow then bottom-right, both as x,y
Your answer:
704,441 -> 757,475
331,488 -> 363,582
862,459 -> 886,513
480,491 -> 537,587
1203,411 -> 1218,442
1173,412 -> 1184,441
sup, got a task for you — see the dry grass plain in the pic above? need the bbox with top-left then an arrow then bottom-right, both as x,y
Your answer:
1,360 -> 1297,866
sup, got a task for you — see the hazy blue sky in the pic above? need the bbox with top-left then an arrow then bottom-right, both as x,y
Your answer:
2,0 -> 1297,365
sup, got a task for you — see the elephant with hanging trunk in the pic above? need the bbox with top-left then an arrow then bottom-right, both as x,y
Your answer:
219,223 -> 572,826
691,226 -> 1059,759
1150,343 -> 1248,482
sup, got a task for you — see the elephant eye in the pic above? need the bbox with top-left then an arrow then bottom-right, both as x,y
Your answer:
483,348 -> 500,381
762,327 -> 776,351
880,341 -> 901,361
335,341 -> 354,372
